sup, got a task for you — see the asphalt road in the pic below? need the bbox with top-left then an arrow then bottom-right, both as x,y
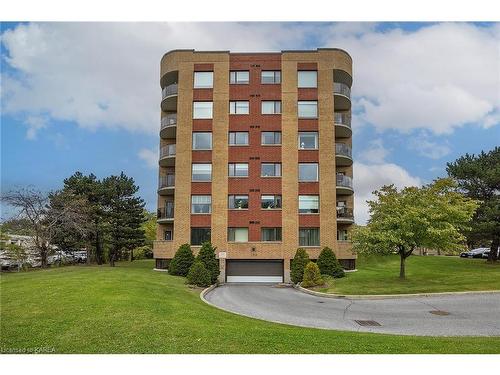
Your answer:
205,284 -> 500,336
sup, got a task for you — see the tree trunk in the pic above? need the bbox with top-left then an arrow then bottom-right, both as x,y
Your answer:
129,249 -> 134,262
95,230 -> 103,265
488,237 -> 499,263
399,253 -> 406,279
40,246 -> 48,268
109,249 -> 115,267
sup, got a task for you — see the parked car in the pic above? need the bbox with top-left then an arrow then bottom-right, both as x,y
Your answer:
460,247 -> 490,258
482,247 -> 500,259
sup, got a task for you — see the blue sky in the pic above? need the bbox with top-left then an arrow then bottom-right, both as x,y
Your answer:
1,22 -> 499,223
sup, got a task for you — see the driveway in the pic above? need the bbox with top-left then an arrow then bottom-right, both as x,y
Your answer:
204,284 -> 500,336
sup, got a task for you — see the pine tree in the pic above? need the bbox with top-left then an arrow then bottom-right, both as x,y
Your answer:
169,243 -> 195,276
196,241 -> 219,284
187,260 -> 211,287
317,247 -> 345,278
290,248 -> 310,284
301,261 -> 324,288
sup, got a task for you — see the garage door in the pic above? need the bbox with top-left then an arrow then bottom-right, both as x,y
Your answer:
226,260 -> 284,283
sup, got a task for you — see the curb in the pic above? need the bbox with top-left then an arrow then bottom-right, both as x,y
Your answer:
153,268 -> 168,272
295,284 -> 500,300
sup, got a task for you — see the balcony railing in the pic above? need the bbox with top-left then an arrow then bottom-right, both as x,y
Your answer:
160,144 -> 176,158
334,112 -> 351,127
161,114 -> 177,129
335,143 -> 352,158
334,82 -> 351,98
159,174 -> 175,189
162,83 -> 178,99
336,174 -> 353,189
337,207 -> 354,220
157,203 -> 174,220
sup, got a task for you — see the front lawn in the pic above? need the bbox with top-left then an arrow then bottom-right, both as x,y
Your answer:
317,255 -> 500,295
1,260 -> 499,353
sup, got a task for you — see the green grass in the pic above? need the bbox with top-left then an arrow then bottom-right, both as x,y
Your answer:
1,260 -> 499,353
316,255 -> 500,295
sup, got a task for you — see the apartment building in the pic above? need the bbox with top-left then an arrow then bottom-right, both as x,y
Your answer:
153,49 -> 355,283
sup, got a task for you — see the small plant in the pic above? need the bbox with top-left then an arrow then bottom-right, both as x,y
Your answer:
133,245 -> 153,260
196,241 -> 219,284
317,247 -> 345,278
168,243 -> 194,276
187,260 -> 211,287
290,248 -> 310,284
301,261 -> 324,288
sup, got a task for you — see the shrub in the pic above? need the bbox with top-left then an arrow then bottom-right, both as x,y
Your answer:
301,261 -> 324,288
290,248 -> 310,284
317,247 -> 345,278
168,244 -> 194,276
187,260 -> 211,287
133,245 -> 153,260
196,241 -> 219,284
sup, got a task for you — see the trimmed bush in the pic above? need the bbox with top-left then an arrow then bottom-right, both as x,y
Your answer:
168,244 -> 194,276
317,247 -> 345,278
187,260 -> 211,287
196,241 -> 219,284
291,248 -> 310,284
301,261 -> 324,288
133,245 -> 153,260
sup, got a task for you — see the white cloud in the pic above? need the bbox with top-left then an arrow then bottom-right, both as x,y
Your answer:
326,22 -> 500,134
354,161 -> 422,224
409,133 -> 451,159
138,147 -> 158,169
358,138 -> 389,163
24,115 -> 47,140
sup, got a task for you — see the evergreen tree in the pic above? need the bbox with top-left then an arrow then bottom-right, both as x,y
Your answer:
301,261 -> 324,288
290,248 -> 310,284
317,247 -> 345,278
169,243 -> 195,276
196,241 -> 219,284
187,260 -> 211,287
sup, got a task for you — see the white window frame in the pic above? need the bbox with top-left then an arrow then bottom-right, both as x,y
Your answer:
228,163 -> 249,177
193,102 -> 213,119
298,163 -> 319,182
192,163 -> 212,182
261,131 -> 282,145
298,101 -> 318,118
193,72 -> 213,89
261,101 -> 281,115
261,195 -> 282,209
261,70 -> 281,84
192,132 -> 212,150
298,132 -> 318,150
191,195 -> 212,214
229,132 -> 249,146
261,163 -> 281,177
229,101 -> 250,115
228,227 -> 249,242
228,195 -> 249,210
230,71 -> 250,84
298,71 -> 318,88
299,195 -> 319,214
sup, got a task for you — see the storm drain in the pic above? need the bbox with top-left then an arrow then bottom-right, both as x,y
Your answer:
429,310 -> 451,316
354,320 -> 381,327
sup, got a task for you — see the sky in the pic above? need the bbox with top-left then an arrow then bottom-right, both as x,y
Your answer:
1,22 -> 499,223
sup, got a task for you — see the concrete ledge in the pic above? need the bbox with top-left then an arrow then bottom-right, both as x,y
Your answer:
295,284 -> 500,300
153,268 -> 169,272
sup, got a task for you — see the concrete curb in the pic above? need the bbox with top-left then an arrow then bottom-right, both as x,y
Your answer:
295,284 -> 500,300
153,268 -> 168,272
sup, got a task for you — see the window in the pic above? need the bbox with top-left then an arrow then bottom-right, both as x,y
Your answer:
299,195 -> 319,213
298,101 -> 318,118
261,71 -> 281,84
229,132 -> 249,146
261,131 -> 281,145
299,163 -> 319,182
261,163 -> 281,177
192,164 -> 212,182
228,227 -> 249,242
229,101 -> 249,115
193,102 -> 213,119
298,132 -> 318,149
193,72 -> 213,88
164,230 -> 172,241
191,228 -> 211,246
261,101 -> 281,114
191,195 -> 212,214
228,163 -> 249,177
192,132 -> 212,150
299,228 -> 320,246
228,195 -> 249,209
298,71 -> 317,88
337,229 -> 349,241
261,227 -> 282,241
230,71 -> 249,84
261,195 -> 282,209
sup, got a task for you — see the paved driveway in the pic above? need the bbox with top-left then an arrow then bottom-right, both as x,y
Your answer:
205,284 -> 500,336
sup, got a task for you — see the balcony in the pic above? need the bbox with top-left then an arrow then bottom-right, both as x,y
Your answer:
334,112 -> 352,138
158,174 -> 175,195
336,174 -> 354,195
337,207 -> 354,224
157,203 -> 174,223
334,82 -> 351,111
160,114 -> 177,139
161,83 -> 178,112
335,143 -> 353,167
159,144 -> 176,167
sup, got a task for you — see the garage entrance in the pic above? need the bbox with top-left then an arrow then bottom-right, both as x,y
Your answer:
226,259 -> 284,283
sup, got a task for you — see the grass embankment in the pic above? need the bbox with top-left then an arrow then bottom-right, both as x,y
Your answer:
317,255 -> 500,295
1,259 -> 499,353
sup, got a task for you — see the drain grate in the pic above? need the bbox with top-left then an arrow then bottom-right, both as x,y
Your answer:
429,310 -> 451,316
354,320 -> 381,327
